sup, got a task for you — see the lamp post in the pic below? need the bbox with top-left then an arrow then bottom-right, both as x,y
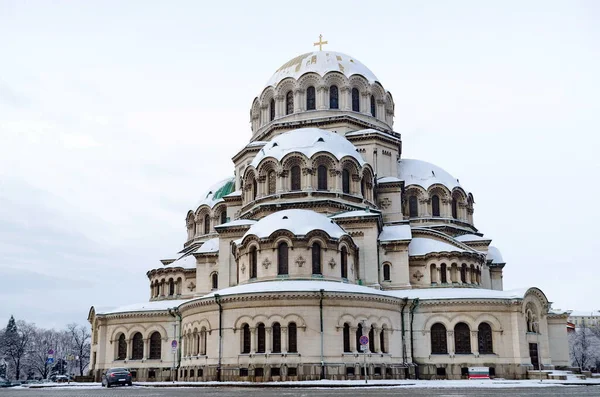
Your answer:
533,321 -> 542,383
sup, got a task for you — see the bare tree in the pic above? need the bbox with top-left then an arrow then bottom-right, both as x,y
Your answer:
65,324 -> 91,376
26,328 -> 62,380
570,322 -> 600,371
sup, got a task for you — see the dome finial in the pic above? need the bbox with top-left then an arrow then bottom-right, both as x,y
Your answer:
313,34 -> 328,51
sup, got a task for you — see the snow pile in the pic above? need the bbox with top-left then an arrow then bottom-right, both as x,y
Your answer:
196,238 -> 219,254
408,237 -> 466,256
379,225 -> 412,242
398,159 -> 463,190
164,254 -> 196,269
243,209 -> 347,239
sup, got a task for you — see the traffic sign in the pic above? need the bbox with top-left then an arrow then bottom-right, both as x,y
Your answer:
359,335 -> 369,346
360,344 -> 368,351
47,349 -> 55,355
46,357 -> 54,364
171,340 -> 178,352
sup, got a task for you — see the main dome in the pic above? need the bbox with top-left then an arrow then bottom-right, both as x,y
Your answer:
265,51 -> 379,88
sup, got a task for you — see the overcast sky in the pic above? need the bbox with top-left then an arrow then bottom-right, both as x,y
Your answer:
1,0 -> 599,329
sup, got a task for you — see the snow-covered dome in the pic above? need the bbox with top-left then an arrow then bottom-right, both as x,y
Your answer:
250,128 -> 364,168
487,246 -> 505,264
266,51 -> 379,88
195,177 -> 235,208
398,159 -> 463,190
243,209 -> 347,240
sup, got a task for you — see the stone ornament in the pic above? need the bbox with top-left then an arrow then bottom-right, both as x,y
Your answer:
241,264 -> 246,274
413,270 -> 423,281
296,256 -> 306,267
329,258 -> 336,269
263,258 -> 271,269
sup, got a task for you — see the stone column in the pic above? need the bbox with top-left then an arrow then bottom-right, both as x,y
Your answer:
342,87 -> 351,111
127,338 -> 133,359
274,94 -> 284,118
331,169 -> 341,193
144,338 -> 150,359
471,331 -> 479,356
361,93 -> 369,115
350,327 -> 358,353
318,85 -> 328,110
266,327 -> 272,354
447,331 -> 455,356
250,328 -> 256,354
281,327 -> 288,353
374,328 -> 381,353
294,89 -> 304,112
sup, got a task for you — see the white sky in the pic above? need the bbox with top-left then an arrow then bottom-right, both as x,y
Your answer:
1,0 -> 599,328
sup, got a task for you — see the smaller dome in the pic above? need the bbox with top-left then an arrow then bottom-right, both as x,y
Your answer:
250,128 -> 364,168
266,51 -> 379,88
243,209 -> 346,240
398,159 -> 463,191
487,246 -> 505,264
196,177 -> 235,208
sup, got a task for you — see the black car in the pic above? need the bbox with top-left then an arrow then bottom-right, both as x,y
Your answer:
101,367 -> 132,388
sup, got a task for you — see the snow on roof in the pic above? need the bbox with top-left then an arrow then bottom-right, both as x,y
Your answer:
243,209 -> 347,240
409,237 -> 466,256
196,238 -> 219,254
250,128 -> 364,168
568,310 -> 600,317
455,234 -> 490,243
247,141 -> 268,147
330,210 -> 380,219
398,159 -> 463,191
224,190 -> 242,198
215,219 -> 257,228
97,299 -> 191,315
377,176 -> 402,183
195,177 -> 235,208
487,246 -> 505,264
164,254 -> 196,269
379,225 -> 412,242
392,287 -> 529,301
266,51 -> 379,88
346,129 -> 399,141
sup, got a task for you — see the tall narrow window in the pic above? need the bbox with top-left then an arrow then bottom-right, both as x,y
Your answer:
343,323 -> 351,352
132,332 -> 143,360
306,86 -> 316,110
409,196 -> 419,218
291,166 -> 301,191
272,322 -> 281,353
383,264 -> 391,281
220,210 -> 227,225
430,264 -> 437,284
269,98 -> 275,121
278,242 -> 288,275
452,198 -> 458,219
242,324 -> 250,353
252,178 -> 257,200
454,322 -> 471,354
257,323 -> 266,353
267,170 -> 276,195
117,334 -> 127,360
204,214 -> 210,234
430,323 -> 448,354
288,322 -> 297,353
380,328 -> 386,353
340,247 -> 348,279
211,273 -> 218,289
460,264 -> 467,283
369,325 -> 375,352
312,242 -> 321,275
352,88 -> 360,112
342,169 -> 350,194
370,95 -> 376,117
432,195 -> 440,217
478,323 -> 494,354
317,165 -> 327,190
149,332 -> 161,359
441,263 -> 447,283
169,279 -> 175,296
286,91 -> 294,115
329,85 -> 339,109
249,246 -> 257,279
355,323 -> 363,352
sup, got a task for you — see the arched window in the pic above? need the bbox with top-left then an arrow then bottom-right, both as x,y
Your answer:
454,322 -> 471,354
343,323 -> 351,352
430,264 -> 437,284
267,170 -> 276,195
312,242 -> 321,275
288,322 -> 297,353
317,165 -> 327,190
290,166 -> 301,191
249,246 -> 257,279
369,325 -> 375,352
211,272 -> 218,290
440,263 -> 447,283
220,210 -> 227,225
329,85 -> 339,109
149,332 -> 161,359
272,322 -> 281,353
352,88 -> 360,112
306,86 -> 316,110
278,242 -> 288,275
242,324 -> 250,353
252,178 -> 257,200
355,323 -> 363,352
204,214 -> 210,234
380,328 -> 386,353
269,98 -> 275,121
478,323 -> 493,354
452,198 -> 458,219
342,169 -> 350,194
201,328 -> 207,355
132,332 -> 143,360
286,91 -> 294,115
257,323 -> 266,353
432,195 -> 440,217
340,247 -> 348,279
169,279 -> 175,296
460,264 -> 467,283
383,263 -> 391,281
409,196 -> 419,218
190,369 -> 194,378
117,334 -> 127,360
430,323 -> 447,354
370,95 -> 376,117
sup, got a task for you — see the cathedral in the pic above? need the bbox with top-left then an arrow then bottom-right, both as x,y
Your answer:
88,46 -> 570,382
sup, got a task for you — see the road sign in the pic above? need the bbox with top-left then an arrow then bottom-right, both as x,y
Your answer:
171,340 -> 178,352
47,349 -> 54,356
360,344 -> 368,351
359,335 -> 369,346
46,357 -> 54,364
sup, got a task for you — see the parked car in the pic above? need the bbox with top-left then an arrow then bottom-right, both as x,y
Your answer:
54,375 -> 69,383
101,368 -> 132,388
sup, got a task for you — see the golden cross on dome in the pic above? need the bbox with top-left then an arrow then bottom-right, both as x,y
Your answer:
313,34 -> 328,51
